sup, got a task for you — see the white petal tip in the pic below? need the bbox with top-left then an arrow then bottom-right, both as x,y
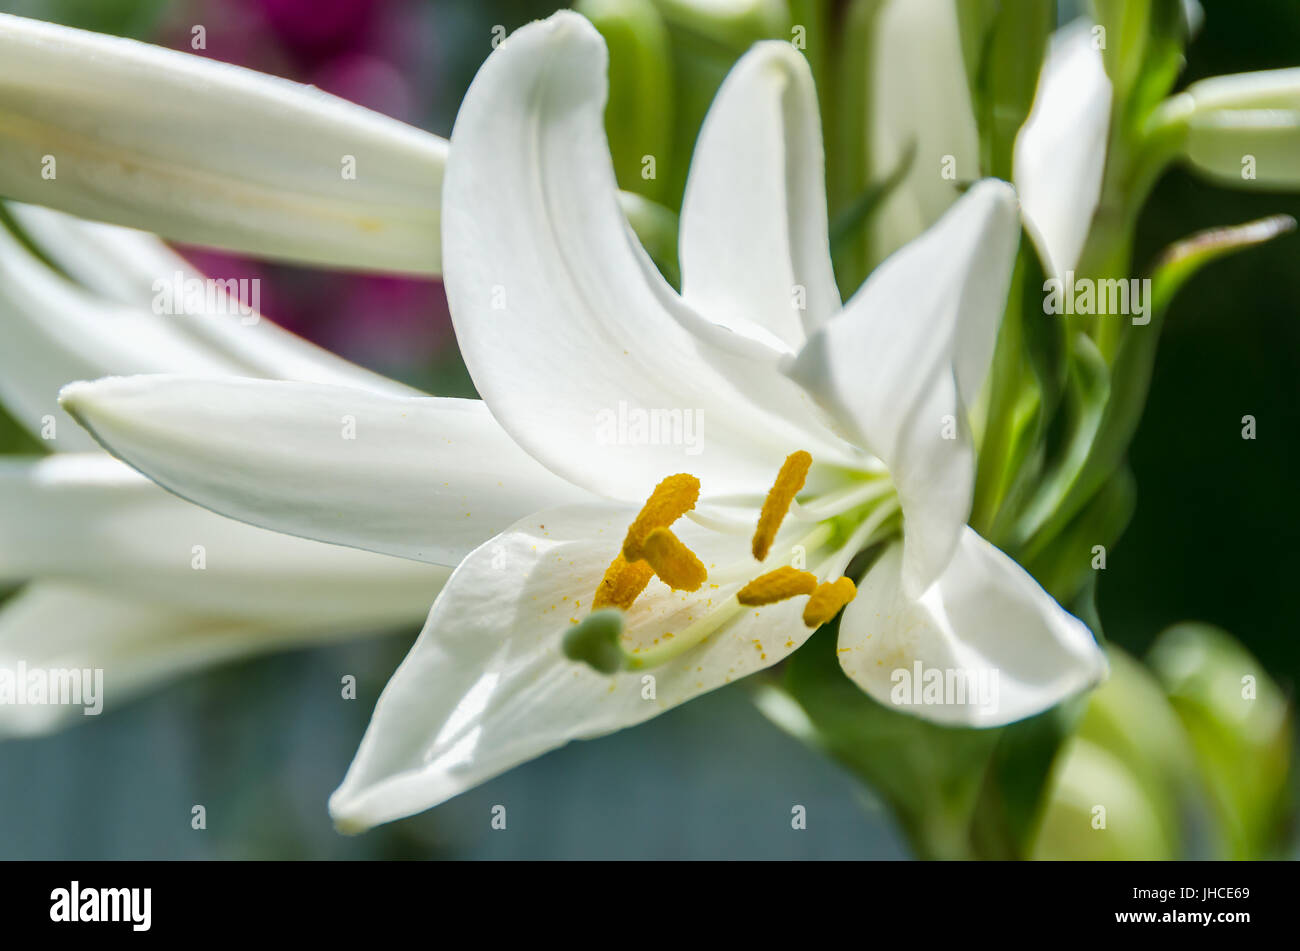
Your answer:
327,787 -> 373,835
328,811 -> 370,837
57,376 -> 145,436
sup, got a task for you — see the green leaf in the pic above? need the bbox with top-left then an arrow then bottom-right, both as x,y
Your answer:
827,140 -> 914,266
1017,215 -> 1295,562
1012,332 -> 1110,557
965,0 -> 1053,180
1148,623 -> 1293,859
578,0 -> 675,203
618,192 -> 681,288
973,241 -> 1066,542
1092,0 -> 1186,122
773,623 -> 1001,859
824,0 -> 885,296
1022,464 -> 1135,606
968,700 -> 1084,858
1149,213 -> 1297,315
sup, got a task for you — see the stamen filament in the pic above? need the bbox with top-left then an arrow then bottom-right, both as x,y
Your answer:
684,507 -> 755,535
790,477 -> 892,521
839,497 -> 902,556
707,522 -> 835,584
623,597 -> 747,670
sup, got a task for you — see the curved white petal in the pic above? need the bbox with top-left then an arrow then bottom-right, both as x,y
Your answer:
837,530 -> 1107,727
1013,20 -> 1112,279
442,11 -> 862,503
0,582 -> 412,737
869,0 -> 981,263
787,180 -> 1020,594
329,502 -> 857,829
679,41 -> 839,351
0,12 -> 444,274
5,202 -> 420,397
58,376 -> 591,566
0,223 -> 234,449
0,217 -> 420,450
0,454 -> 448,623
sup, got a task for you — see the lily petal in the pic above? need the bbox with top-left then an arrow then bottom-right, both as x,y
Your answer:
868,0 -> 981,263
0,582 -> 406,737
0,221 -> 233,449
441,11 -> 860,503
1013,20 -> 1112,279
837,529 -> 1107,727
679,41 -> 839,351
329,502 -> 855,830
4,201 -> 420,397
787,180 -> 1020,595
58,376 -> 591,566
0,12 -> 444,274
0,454 -> 448,623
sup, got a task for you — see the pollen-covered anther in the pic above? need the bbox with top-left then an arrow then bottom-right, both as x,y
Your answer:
592,552 -> 655,610
622,473 -> 701,561
752,450 -> 812,561
641,527 -> 707,592
736,566 -> 818,606
802,577 -> 857,628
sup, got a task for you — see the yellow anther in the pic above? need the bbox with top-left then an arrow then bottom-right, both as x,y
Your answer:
736,566 -> 819,606
752,450 -> 812,561
641,528 -> 707,592
802,577 -> 857,628
622,473 -> 701,562
592,552 -> 655,610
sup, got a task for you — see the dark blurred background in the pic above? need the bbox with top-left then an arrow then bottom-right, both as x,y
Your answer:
0,0 -> 1294,858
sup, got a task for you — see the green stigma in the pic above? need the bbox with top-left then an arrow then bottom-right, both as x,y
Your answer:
562,608 -> 627,674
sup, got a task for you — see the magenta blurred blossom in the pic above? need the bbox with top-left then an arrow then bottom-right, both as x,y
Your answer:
155,0 -> 445,381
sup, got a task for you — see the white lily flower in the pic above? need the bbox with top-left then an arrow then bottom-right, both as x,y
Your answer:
1013,19 -> 1113,279
59,12 -> 1106,831
0,12 -> 446,275
0,205 -> 448,734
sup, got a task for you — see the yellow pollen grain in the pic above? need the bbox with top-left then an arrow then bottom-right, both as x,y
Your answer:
802,577 -> 858,628
752,450 -> 812,561
736,566 -> 818,606
621,473 -> 701,562
592,552 -> 655,610
641,527 -> 707,592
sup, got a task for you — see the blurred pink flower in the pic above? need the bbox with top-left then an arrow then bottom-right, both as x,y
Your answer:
157,0 -> 448,383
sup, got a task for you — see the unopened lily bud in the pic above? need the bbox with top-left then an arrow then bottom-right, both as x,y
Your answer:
1159,68 -> 1300,187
